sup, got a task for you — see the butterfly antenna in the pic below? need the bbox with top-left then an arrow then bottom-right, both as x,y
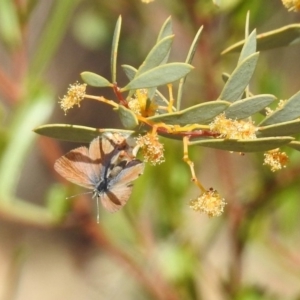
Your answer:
66,191 -> 93,200
96,196 -> 100,224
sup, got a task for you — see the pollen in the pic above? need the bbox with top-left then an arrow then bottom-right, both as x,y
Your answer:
128,97 -> 142,115
189,189 -> 226,217
263,149 -> 289,172
282,0 -> 300,11
128,89 -> 157,117
209,113 -> 257,140
59,82 -> 87,114
265,99 -> 287,116
136,132 -> 165,165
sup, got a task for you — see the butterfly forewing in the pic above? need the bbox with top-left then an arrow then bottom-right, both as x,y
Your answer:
88,137 -> 120,180
54,147 -> 96,189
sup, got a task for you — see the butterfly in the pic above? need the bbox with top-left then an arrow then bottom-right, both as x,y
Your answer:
54,134 -> 144,220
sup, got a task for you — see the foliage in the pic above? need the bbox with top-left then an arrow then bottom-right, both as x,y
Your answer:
0,1 -> 300,299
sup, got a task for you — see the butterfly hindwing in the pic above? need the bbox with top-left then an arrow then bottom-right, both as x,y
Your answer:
112,160 -> 145,186
100,160 -> 145,212
100,185 -> 133,212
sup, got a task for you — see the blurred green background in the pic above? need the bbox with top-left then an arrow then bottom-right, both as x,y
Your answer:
0,0 -> 300,299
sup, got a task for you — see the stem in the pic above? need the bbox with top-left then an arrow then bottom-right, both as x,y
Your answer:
85,95 -> 119,109
112,83 -> 128,107
167,84 -> 174,113
137,115 -> 216,138
183,136 -> 206,193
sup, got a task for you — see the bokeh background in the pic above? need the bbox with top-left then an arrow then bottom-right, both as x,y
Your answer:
0,0 -> 300,299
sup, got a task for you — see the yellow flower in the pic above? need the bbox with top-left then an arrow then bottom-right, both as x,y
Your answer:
141,0 -> 155,3
136,132 -> 165,165
189,189 -> 226,217
209,113 -> 257,140
282,0 -> 300,11
263,149 -> 289,172
59,82 -> 87,114
128,89 -> 157,117
128,96 -> 142,115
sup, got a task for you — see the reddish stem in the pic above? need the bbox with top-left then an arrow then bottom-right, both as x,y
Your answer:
113,83 -> 128,107
154,125 -> 219,138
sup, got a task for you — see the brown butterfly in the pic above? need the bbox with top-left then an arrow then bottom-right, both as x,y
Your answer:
54,135 -> 144,220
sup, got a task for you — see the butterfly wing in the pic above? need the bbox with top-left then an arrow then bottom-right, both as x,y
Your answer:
100,185 -> 134,212
100,160 -> 145,212
102,132 -> 136,160
88,136 -> 121,181
55,137 -> 124,191
55,136 -> 144,213
54,146 -> 96,189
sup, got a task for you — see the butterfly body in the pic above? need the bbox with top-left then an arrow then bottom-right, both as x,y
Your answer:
54,135 -> 144,214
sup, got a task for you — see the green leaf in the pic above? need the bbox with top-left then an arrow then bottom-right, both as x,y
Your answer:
288,141 -> 300,151
244,11 -> 250,38
111,16 -> 122,83
221,72 -> 230,82
259,90 -> 300,126
222,24 -> 300,54
258,119 -> 300,137
0,0 -> 21,48
121,65 -> 171,109
152,89 -> 173,110
144,100 -> 230,126
0,91 -> 54,200
34,124 -> 134,142
225,94 -> 276,119
122,64 -> 137,81
133,34 -> 174,103
157,16 -> 173,41
189,137 -> 294,152
184,26 -> 203,66
177,26 -> 203,110
136,35 -> 174,77
156,17 -> 173,65
121,65 -> 139,100
238,29 -> 256,64
147,87 -> 158,103
121,63 -> 194,91
116,105 -> 139,129
80,71 -> 112,87
218,53 -> 259,102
